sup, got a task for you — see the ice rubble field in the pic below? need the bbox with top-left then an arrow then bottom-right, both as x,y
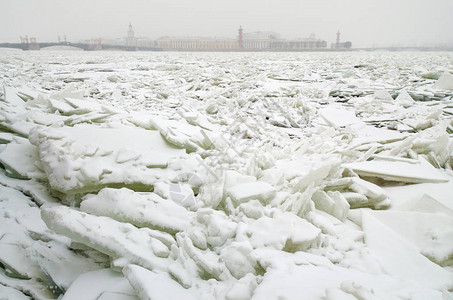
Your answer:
0,49 -> 453,300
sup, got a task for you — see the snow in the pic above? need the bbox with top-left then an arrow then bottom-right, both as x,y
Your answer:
0,49 -> 452,299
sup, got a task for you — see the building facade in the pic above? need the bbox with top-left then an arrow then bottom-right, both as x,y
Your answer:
156,37 -> 237,50
156,28 -> 328,51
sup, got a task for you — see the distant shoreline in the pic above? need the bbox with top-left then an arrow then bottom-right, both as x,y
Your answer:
0,43 -> 452,52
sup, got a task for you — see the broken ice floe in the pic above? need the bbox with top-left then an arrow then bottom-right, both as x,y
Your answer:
0,51 -> 452,299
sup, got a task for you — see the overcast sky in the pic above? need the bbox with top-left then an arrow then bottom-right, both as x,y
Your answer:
1,0 -> 452,48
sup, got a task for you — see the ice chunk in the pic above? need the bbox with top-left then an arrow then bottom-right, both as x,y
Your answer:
247,212 -> 320,252
29,124 -> 186,195
175,233 -> 227,281
362,211 -> 453,290
324,177 -> 389,209
0,268 -> 55,300
28,240 -> 103,290
168,182 -> 197,208
194,208 -> 237,248
384,180 -> 453,211
348,123 -> 407,148
0,169 -> 58,205
81,188 -> 193,234
433,72 -> 453,90
0,138 -> 45,179
237,200 -> 265,219
0,132 -> 14,144
319,107 -> 361,128
220,242 -> 259,279
123,264 -> 197,300
373,89 -> 393,101
224,170 -> 256,189
312,190 -> 350,221
148,116 -> 213,151
48,98 -> 76,114
398,194 -> 453,216
269,154 -> 339,191
0,118 -> 35,137
62,268 -> 137,300
344,157 -> 449,183
279,186 -> 316,217
227,181 -> 276,204
225,274 -> 258,300
50,84 -> 84,101
41,206 -> 172,271
0,185 -> 62,248
395,90 -> 415,108
0,284 -> 31,300
64,97 -> 104,113
253,249 -> 443,300
0,234 -> 43,280
2,86 -> 27,106
366,210 -> 453,265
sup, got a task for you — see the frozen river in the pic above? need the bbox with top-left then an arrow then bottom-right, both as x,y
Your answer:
0,49 -> 453,299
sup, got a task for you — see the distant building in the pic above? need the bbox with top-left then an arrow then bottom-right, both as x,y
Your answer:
331,41 -> 352,49
156,36 -> 237,50
136,38 -> 156,48
331,31 -> 352,49
242,31 -> 280,49
156,27 -> 327,51
126,23 -> 137,49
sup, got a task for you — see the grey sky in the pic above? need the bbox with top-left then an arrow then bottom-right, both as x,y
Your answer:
1,0 -> 452,48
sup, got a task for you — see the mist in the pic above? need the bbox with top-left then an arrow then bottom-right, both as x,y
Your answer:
1,0 -> 453,48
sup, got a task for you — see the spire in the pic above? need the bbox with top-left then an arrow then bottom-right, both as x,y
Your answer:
238,26 -> 243,48
127,23 -> 135,39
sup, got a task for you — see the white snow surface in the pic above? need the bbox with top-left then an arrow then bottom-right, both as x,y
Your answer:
0,50 -> 452,299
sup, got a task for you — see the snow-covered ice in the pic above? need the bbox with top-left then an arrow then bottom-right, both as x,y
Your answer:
0,49 -> 452,299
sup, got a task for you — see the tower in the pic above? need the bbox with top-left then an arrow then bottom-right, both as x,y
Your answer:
336,30 -> 340,47
127,23 -> 135,40
126,23 -> 136,48
238,26 -> 243,48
